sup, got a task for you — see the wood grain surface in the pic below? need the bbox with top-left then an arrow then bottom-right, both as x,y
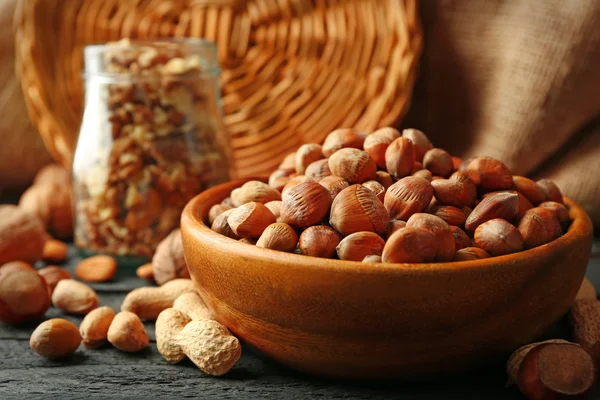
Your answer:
0,241 -> 599,399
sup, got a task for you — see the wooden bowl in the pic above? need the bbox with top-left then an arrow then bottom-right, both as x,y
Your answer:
181,178 -> 594,380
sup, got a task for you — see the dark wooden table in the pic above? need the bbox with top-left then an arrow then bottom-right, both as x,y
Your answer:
1,240 -> 599,399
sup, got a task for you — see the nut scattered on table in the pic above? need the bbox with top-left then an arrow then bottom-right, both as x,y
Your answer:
0,266 -> 51,323
80,306 -> 116,349
52,279 -> 99,315
107,311 -> 149,352
30,318 -> 82,359
121,278 -> 197,320
75,255 -> 117,283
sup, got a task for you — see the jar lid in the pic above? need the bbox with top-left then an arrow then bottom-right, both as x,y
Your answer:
83,38 -> 220,81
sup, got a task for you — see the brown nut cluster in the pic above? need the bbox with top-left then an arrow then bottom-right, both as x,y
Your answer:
74,39 -> 230,259
212,127 -> 569,263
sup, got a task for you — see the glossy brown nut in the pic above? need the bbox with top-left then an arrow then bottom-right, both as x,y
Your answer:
539,201 -> 570,231
281,181 -> 332,228
228,202 -> 276,238
298,225 -> 342,258
465,192 -> 519,232
465,157 -> 513,190
474,219 -> 524,256
518,207 -> 562,249
363,127 -> 400,168
450,226 -> 471,251
512,176 -> 546,205
304,159 -> 332,181
328,148 -> 377,184
322,128 -> 367,157
330,185 -> 390,236
406,213 -> 455,261
423,148 -> 453,178
295,144 -> 324,174
336,231 -> 385,261
452,247 -> 491,261
382,227 -> 438,263
401,128 -> 433,162
385,137 -> 415,179
256,223 -> 299,252
384,176 -> 433,221
536,179 -> 564,204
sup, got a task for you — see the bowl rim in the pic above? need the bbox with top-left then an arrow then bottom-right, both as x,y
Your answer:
182,177 -> 593,275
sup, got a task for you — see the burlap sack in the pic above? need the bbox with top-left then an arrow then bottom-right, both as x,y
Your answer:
0,0 -> 51,192
405,0 -> 600,225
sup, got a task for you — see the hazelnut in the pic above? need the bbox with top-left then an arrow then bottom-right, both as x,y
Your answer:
382,227 -> 438,263
336,231 -> 385,261
431,177 -> 476,208
282,175 -> 309,196
386,219 -> 407,239
452,247 -> 491,261
264,200 -> 283,221
228,202 -> 276,238
30,318 -> 81,359
362,255 -> 382,263
0,268 -> 51,323
362,180 -> 386,202
211,209 -> 240,239
231,180 -> 281,206
518,207 -> 562,249
305,159 -> 332,181
278,152 -> 297,173
328,148 -> 377,183
406,213 -> 455,261
482,190 -> 533,219
401,128 -> 433,162
465,192 -> 519,232
430,205 -> 467,227
298,225 -> 342,258
465,157 -> 513,190
384,176 -> 433,221
295,144 -> 324,174
423,148 -> 453,178
322,128 -> 367,157
208,204 -> 233,225
412,169 -> 433,182
319,175 -> 350,200
330,185 -> 389,236
539,201 -> 570,231
269,168 -> 291,185
269,169 -> 291,191
256,223 -> 299,252
281,181 -> 332,227
474,218 -> 524,256
363,127 -> 400,168
536,179 -> 564,204
451,226 -> 471,251
512,176 -> 546,205
375,171 -> 394,189
385,137 -> 415,179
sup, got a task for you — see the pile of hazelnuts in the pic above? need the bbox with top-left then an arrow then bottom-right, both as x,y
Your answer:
208,128 -> 570,263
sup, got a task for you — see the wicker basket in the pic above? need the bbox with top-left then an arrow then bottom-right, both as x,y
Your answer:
14,0 -> 422,177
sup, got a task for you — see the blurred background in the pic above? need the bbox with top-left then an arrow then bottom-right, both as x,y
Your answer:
0,0 -> 598,225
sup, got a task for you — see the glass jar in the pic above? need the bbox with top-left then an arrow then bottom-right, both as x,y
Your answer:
73,39 -> 231,265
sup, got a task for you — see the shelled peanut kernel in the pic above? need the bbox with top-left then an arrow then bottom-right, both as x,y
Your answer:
210,127 -> 570,262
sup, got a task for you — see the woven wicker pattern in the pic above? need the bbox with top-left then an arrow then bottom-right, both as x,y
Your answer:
14,0 -> 421,177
